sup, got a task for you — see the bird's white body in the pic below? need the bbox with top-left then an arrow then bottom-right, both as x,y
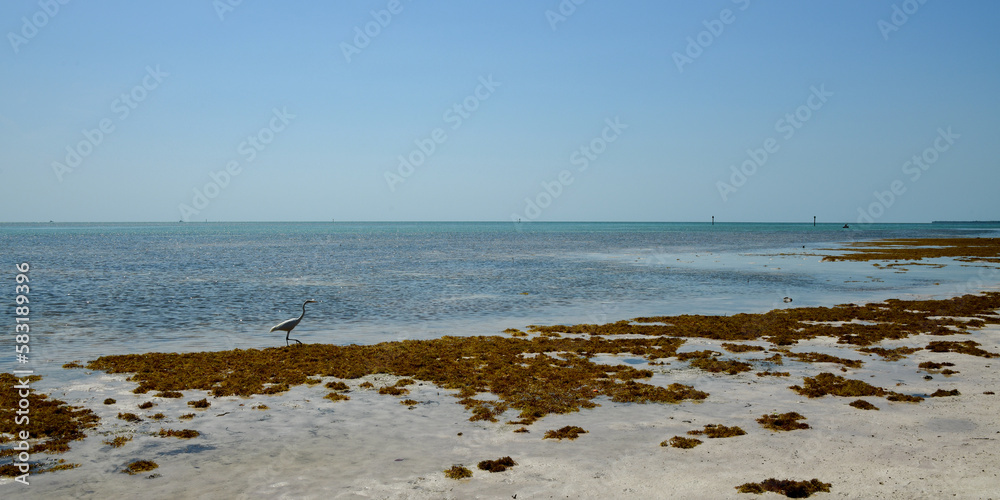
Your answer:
270,299 -> 317,345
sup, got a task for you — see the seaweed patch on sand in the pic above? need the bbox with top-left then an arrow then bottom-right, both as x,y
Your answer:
87,335 -> 703,426
820,237 -> 1000,263
0,374 -> 98,475
687,424 -> 746,438
663,436 -> 702,449
757,412 -> 809,432
543,426 -> 587,440
736,478 -> 831,497
790,372 -> 924,402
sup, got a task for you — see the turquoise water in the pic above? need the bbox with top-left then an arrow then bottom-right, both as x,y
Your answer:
2,221 -> 999,364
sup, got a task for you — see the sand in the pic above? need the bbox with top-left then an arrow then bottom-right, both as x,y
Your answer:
6,318 -> 999,499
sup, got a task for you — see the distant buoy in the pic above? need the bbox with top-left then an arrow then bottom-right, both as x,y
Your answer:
783,297 -> 793,303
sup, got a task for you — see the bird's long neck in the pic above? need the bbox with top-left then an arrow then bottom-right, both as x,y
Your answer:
299,302 -> 309,320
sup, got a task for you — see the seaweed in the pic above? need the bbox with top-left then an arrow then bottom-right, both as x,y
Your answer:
687,424 -> 746,438
138,402 -> 154,409
857,346 -> 920,361
820,237 -> 1000,263
736,478 -> 831,497
187,399 -> 210,409
378,386 -> 409,396
785,352 -> 863,368
150,413 -> 166,420
103,398 -> 116,405
689,357 -> 754,375
848,399 -> 878,410
757,412 -> 809,432
790,373 -> 886,398
103,435 -> 132,448
62,361 -> 84,369
154,391 -> 183,398
117,413 -> 142,423
122,460 -> 158,475
444,465 -> 473,479
918,361 -> 956,370
543,426 -> 587,440
663,436 -> 702,448
157,428 -> 199,439
756,371 -> 790,377
928,389 -> 960,397
324,392 -> 350,402
925,340 -> 999,358
400,399 -> 419,406
721,343 -> 766,353
325,381 -> 349,391
178,413 -> 195,420
477,456 -> 516,472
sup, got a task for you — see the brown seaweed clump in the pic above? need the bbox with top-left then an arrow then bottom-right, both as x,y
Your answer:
663,436 -> 702,448
848,399 -> 879,410
400,399 -> 419,406
138,402 -> 154,409
122,460 -> 158,475
736,478 -> 831,497
444,465 -> 473,479
687,424 -> 746,438
790,372 -> 885,398
378,386 -> 409,396
62,361 -> 84,369
858,346 -> 920,361
928,389 -> 960,397
757,412 -> 809,432
187,398 -> 210,409
325,381 -> 349,391
722,343 -> 766,353
157,429 -> 199,439
918,361 -> 955,370
543,426 -> 588,440
324,392 -> 350,402
925,340 -> 999,358
785,352 -> 863,368
756,371 -> 790,377
150,413 -> 166,420
689,357 -> 754,375
477,456 -> 516,472
117,412 -> 142,423
103,398 -> 116,405
0,374 -> 100,473
154,391 -> 183,398
103,435 -> 132,448
178,413 -> 195,420
790,372 -> 923,402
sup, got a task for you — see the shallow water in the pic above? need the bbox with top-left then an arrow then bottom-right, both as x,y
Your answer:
2,221 -> 999,367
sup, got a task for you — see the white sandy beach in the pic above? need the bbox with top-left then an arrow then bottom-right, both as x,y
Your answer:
8,317 -> 1000,499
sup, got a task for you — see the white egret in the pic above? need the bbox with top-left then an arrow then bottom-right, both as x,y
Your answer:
270,299 -> 317,346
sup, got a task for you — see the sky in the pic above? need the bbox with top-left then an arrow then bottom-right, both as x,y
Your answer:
1,0 -> 998,223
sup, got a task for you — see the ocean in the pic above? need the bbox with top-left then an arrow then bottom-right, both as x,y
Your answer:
3,221 -> 999,368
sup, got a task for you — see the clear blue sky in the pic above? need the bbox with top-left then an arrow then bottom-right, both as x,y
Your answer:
2,1 -> 998,222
